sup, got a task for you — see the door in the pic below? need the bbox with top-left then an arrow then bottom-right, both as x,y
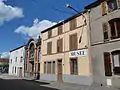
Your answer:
19,67 -> 22,78
57,59 -> 62,83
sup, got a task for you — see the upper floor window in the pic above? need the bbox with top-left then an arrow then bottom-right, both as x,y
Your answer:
107,0 -> 118,12
57,38 -> 63,53
70,19 -> 77,30
20,56 -> 23,62
109,18 -> 120,39
15,57 -> 17,62
47,41 -> 52,54
11,59 -> 12,63
69,33 -> 78,51
101,0 -> 120,15
48,30 -> 52,38
102,18 -> 120,41
58,25 -> 63,35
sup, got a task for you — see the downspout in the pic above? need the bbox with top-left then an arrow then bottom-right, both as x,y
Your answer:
86,9 -> 93,85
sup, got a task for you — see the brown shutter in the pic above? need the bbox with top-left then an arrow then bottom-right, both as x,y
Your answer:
102,23 -> 109,41
69,33 -> 77,50
48,30 -> 52,38
104,52 -> 112,76
57,39 -> 63,53
101,1 -> 107,15
58,25 -> 63,35
70,19 -> 76,30
47,42 -> 52,54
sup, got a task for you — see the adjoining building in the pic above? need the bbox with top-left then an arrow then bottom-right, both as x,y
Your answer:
25,37 -> 41,78
40,10 -> 92,85
85,0 -> 120,88
9,45 -> 25,78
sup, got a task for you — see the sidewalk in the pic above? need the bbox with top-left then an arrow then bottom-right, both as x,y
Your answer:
35,79 -> 120,90
0,74 -> 120,90
0,73 -> 21,79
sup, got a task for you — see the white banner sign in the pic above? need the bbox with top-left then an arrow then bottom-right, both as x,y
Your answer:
69,49 -> 87,57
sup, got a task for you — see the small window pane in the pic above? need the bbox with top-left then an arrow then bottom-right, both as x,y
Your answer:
113,55 -> 120,67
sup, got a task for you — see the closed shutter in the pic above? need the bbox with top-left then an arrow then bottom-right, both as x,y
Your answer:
48,30 -> 52,38
57,39 -> 63,53
102,23 -> 109,41
101,1 -> 107,15
58,25 -> 63,35
47,42 -> 52,54
70,19 -> 77,30
104,52 -> 112,76
117,0 -> 120,8
69,33 -> 77,50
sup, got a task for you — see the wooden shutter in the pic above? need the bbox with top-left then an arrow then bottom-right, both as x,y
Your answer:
58,25 -> 63,35
57,39 -> 63,53
52,61 -> 55,74
104,52 -> 112,76
69,33 -> 77,50
102,23 -> 109,41
47,42 -> 52,54
44,62 -> 46,73
48,30 -> 52,38
70,19 -> 76,30
101,1 -> 107,15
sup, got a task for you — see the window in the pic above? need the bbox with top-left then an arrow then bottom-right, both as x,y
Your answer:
109,18 -> 120,39
102,23 -> 109,41
15,57 -> 17,62
104,52 -> 112,76
101,0 -> 120,15
47,42 -> 52,54
107,0 -> 118,12
70,58 -> 78,75
48,30 -> 52,38
70,19 -> 77,30
58,25 -> 63,35
11,59 -> 12,63
112,51 -> 120,75
57,39 -> 63,53
47,62 -> 51,74
15,67 -> 16,73
20,56 -> 23,62
12,67 -> 14,73
44,62 -> 46,73
69,33 -> 77,51
52,61 -> 55,74
44,61 -> 55,74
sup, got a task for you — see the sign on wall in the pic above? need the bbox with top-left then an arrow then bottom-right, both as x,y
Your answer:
69,49 -> 87,57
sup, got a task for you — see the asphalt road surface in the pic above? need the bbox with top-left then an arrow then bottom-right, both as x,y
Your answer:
0,79 -> 59,90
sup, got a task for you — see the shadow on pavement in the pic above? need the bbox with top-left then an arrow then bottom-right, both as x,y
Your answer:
22,79 -> 50,85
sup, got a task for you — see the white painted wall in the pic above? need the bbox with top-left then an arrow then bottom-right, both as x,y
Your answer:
9,46 -> 25,77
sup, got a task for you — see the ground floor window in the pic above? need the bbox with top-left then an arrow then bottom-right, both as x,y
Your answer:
70,58 -> 78,75
104,51 -> 120,76
44,61 -> 56,74
112,51 -> 120,75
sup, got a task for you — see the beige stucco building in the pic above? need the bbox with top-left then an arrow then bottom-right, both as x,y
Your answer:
40,11 -> 92,85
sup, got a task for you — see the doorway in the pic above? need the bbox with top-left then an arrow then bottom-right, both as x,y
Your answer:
19,67 -> 22,78
57,59 -> 63,83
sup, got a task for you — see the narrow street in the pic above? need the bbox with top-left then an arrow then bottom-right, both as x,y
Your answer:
0,79 -> 59,90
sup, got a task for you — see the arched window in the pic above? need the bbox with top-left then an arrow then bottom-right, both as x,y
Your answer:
29,43 -> 34,61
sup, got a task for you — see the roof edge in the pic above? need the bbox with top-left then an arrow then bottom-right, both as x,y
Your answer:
41,10 -> 87,33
